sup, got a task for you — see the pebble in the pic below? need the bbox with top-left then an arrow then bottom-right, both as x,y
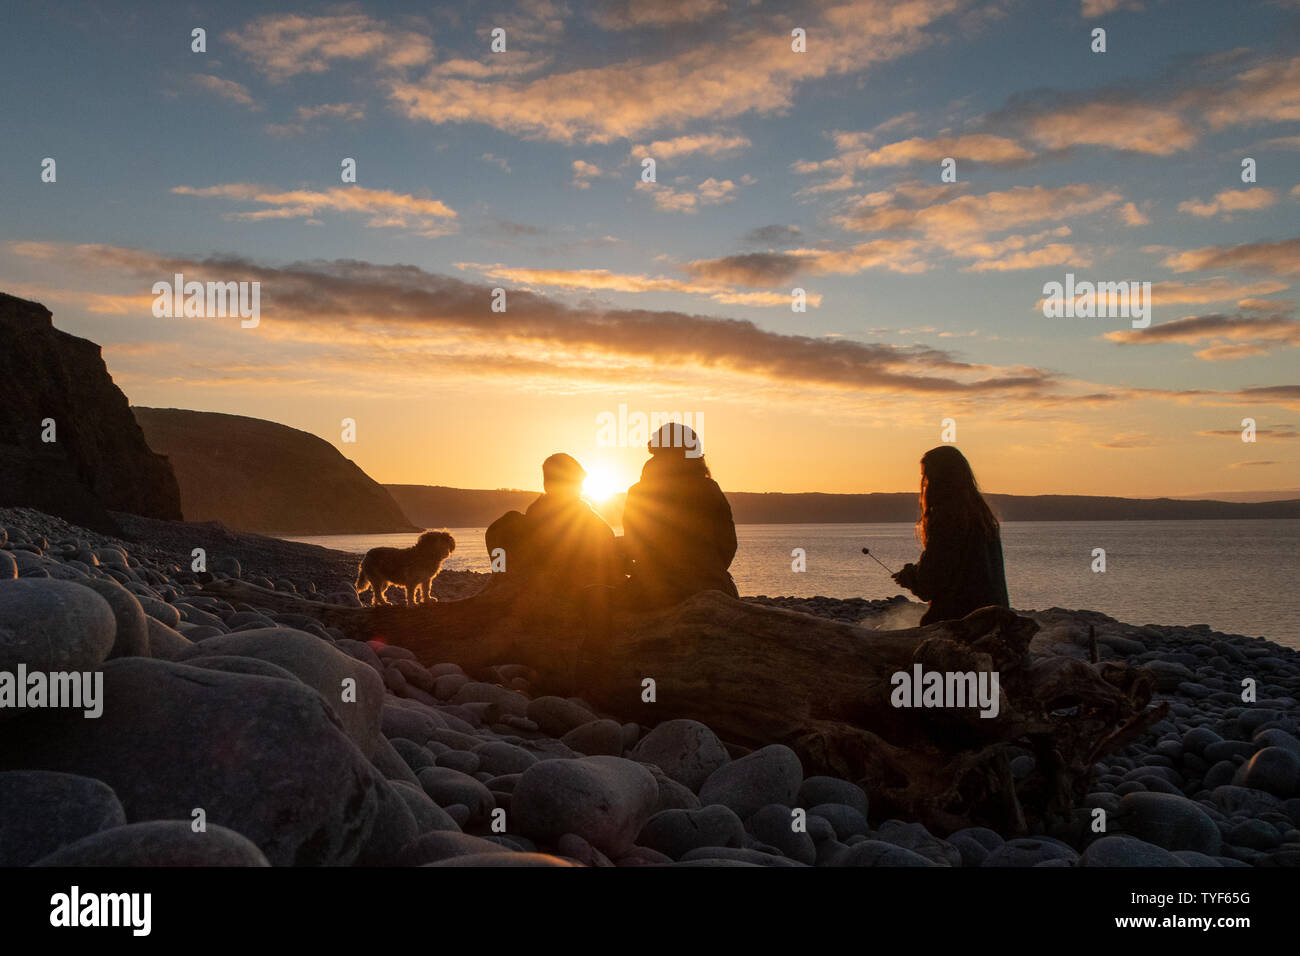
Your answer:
698,744 -> 802,818
631,719 -> 731,792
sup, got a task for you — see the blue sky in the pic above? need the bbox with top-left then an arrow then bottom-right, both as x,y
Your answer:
1,0 -> 1297,496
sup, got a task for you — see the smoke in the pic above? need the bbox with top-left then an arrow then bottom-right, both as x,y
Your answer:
862,602 -> 926,631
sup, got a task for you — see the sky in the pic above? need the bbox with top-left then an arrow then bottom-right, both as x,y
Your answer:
1,0 -> 1297,499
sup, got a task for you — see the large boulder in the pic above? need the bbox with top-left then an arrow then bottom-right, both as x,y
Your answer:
0,579 -> 116,679
32,821 -> 269,866
513,756 -> 658,856
0,658 -> 380,866
0,770 -> 126,866
179,627 -> 384,757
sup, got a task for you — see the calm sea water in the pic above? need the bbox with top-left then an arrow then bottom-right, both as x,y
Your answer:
285,520 -> 1300,647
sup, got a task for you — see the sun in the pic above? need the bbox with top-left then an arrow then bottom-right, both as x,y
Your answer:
582,462 -> 622,503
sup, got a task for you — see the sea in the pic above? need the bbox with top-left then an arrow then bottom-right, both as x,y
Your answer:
284,519 -> 1300,648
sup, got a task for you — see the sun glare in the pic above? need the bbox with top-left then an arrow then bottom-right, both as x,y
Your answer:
582,462 -> 622,503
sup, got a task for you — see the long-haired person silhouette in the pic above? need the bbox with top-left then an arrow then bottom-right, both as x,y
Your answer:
892,445 -> 1010,625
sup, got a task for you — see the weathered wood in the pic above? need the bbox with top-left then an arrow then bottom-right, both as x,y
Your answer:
199,579 -> 1161,833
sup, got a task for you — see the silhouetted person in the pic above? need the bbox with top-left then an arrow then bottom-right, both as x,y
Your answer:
623,423 -> 738,606
484,453 -> 621,595
892,445 -> 1009,625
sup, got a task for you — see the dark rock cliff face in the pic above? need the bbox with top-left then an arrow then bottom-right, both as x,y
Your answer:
131,407 -> 417,535
0,292 -> 183,533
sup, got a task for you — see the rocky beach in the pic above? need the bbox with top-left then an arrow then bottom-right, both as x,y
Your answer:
1,505 -> 1297,868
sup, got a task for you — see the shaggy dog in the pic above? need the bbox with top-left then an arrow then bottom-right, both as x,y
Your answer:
355,530 -> 456,606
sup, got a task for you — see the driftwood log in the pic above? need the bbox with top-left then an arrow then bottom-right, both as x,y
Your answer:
201,579 -> 1165,834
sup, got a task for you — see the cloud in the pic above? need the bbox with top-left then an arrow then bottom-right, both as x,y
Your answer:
630,133 -> 751,161
387,0 -> 964,144
793,133 -> 1032,185
482,153 -> 511,173
1178,188 -> 1278,218
1094,432 -> 1151,449
192,75 -> 256,108
832,182 -> 1116,270
1080,0 -> 1142,13
458,260 -> 822,307
265,102 -> 365,136
987,54 -> 1300,160
571,160 -> 603,189
1162,238 -> 1300,277
1200,424 -> 1300,439
170,183 -> 457,232
226,13 -> 434,81
686,238 -> 930,284
590,0 -> 728,30
1228,460 -> 1281,468
13,242 -> 1077,400
1118,202 -> 1150,226
1024,101 -> 1197,155
636,177 -> 739,213
743,225 -> 803,248
1105,311 -> 1300,360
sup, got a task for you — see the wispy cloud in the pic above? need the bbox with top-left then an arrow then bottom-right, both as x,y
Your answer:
192,74 -> 257,108
226,13 -> 434,81
170,183 -> 457,233
1178,188 -> 1277,218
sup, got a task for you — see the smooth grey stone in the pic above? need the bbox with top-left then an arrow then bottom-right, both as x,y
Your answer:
797,776 -> 869,818
1233,747 -> 1300,797
679,846 -> 805,866
472,741 -> 538,776
357,778 -> 420,866
698,744 -> 802,818
525,695 -> 597,736
370,735 -> 422,786
422,852 -> 576,867
1118,792 -> 1222,855
637,805 -> 745,859
0,578 -> 116,676
32,821 -> 269,866
513,756 -> 658,857
138,595 -> 181,629
631,719 -> 730,792
875,820 -> 960,866
416,766 -> 495,824
0,659 -> 379,866
562,719 -> 626,756
983,838 -> 1079,867
389,781 -> 460,834
747,803 -> 817,865
381,704 -> 445,745
831,840 -> 940,867
179,627 -> 384,757
0,770 -> 126,866
145,616 -> 194,661
809,802 -> 870,841
1081,836 -> 1190,867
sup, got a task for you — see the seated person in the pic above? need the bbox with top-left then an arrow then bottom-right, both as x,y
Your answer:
622,423 -> 738,607
892,445 -> 1010,625
485,453 -> 622,598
